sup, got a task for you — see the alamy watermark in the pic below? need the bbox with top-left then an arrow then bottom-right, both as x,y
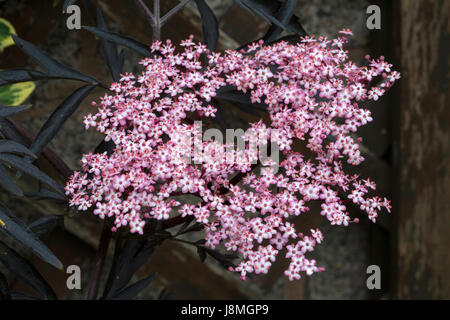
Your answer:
166,121 -> 281,173
66,264 -> 81,290
64,4 -> 81,30
366,5 -> 381,30
366,265 -> 381,290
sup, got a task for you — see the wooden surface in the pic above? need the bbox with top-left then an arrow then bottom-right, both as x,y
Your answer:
394,0 -> 450,299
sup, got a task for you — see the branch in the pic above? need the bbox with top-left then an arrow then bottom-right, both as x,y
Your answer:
2,119 -> 73,179
161,0 -> 192,25
135,0 -> 192,40
87,221 -> 112,300
153,0 -> 161,41
100,232 -> 123,299
135,0 -> 156,27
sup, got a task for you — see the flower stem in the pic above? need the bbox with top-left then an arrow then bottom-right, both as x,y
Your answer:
87,221 -> 112,300
136,0 -> 191,41
153,0 -> 160,41
135,0 -> 156,27
161,0 -> 192,26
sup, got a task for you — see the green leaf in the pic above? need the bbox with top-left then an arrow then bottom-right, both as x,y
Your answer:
0,18 -> 16,52
0,82 -> 35,106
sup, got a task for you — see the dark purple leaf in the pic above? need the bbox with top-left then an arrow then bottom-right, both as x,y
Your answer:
111,274 -> 156,300
24,189 -> 67,202
0,118 -> 29,146
9,292 -> 40,300
63,0 -> 79,11
0,153 -> 64,194
264,0 -> 298,42
83,26 -> 153,57
0,240 -> 57,300
0,104 -> 29,117
0,140 -> 36,158
235,0 -> 306,37
194,0 -> 219,51
0,164 -> 23,196
12,35 -> 99,85
102,237 -> 159,299
0,68 -> 95,86
216,90 -> 267,110
197,246 -> 207,263
0,203 -> 63,270
94,139 -> 116,156
0,272 -> 10,300
235,0 -> 287,30
96,8 -> 122,82
27,215 -> 63,236
204,247 -> 239,269
30,85 -> 95,156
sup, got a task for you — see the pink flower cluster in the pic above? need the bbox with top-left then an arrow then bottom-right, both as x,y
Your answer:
66,29 -> 399,280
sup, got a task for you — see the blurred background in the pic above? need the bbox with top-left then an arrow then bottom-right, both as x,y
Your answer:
0,0 -> 448,299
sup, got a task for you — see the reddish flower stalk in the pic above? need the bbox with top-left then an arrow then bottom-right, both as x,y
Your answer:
87,221 -> 112,300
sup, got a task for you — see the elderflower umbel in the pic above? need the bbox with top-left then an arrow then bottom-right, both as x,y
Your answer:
66,30 -> 399,281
